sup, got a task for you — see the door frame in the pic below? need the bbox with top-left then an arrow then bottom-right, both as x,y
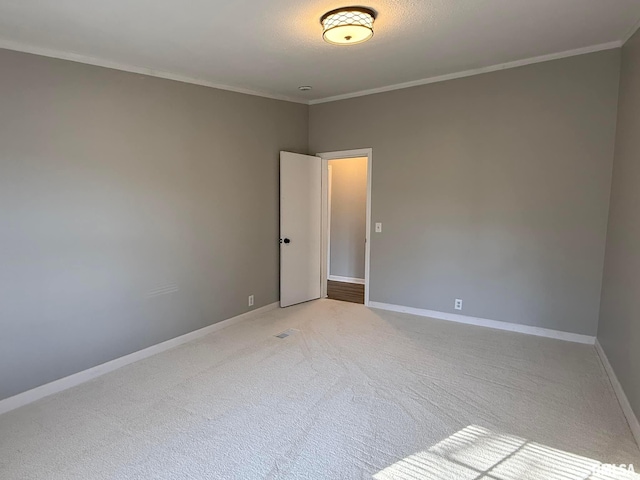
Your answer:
326,164 -> 333,288
317,148 -> 372,306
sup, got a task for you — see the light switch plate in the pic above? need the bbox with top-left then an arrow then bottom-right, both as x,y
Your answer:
375,222 -> 382,233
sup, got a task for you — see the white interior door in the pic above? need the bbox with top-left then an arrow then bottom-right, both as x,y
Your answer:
280,151 -> 322,307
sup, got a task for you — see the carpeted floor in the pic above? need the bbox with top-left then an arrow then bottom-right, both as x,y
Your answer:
1,299 -> 639,479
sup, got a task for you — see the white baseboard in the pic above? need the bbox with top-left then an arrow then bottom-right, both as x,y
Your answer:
0,302 -> 279,416
368,301 -> 596,345
328,275 -> 365,285
595,340 -> 640,448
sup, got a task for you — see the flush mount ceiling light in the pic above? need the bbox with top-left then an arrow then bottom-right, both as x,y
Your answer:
321,7 -> 376,46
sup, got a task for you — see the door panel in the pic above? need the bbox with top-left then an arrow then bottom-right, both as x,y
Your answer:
280,152 -> 322,307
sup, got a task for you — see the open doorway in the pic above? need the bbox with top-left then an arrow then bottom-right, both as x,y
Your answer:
319,149 -> 372,306
327,156 -> 368,303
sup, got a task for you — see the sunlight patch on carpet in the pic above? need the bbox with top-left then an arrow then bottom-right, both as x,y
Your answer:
375,425 -> 639,480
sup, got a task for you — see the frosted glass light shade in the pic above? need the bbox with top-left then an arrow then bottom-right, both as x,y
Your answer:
321,7 -> 375,45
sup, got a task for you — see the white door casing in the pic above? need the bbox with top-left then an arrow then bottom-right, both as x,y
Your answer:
318,149 -> 372,306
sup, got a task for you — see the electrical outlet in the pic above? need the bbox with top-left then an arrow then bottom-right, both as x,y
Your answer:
454,299 -> 463,311
248,295 -> 254,307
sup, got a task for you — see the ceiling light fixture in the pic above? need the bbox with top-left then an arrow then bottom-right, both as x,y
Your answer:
321,7 -> 376,46
298,86 -> 312,91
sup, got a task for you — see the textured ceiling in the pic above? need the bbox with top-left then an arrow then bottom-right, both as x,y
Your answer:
0,0 -> 639,103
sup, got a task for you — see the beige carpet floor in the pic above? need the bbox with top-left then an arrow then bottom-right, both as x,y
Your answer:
1,299 -> 639,479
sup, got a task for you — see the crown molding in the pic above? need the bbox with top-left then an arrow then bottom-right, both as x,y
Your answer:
309,41 -> 623,105
0,39 -> 307,105
0,38 -> 627,107
621,18 -> 640,45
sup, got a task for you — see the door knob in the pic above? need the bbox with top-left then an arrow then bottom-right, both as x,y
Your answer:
283,238 -> 291,244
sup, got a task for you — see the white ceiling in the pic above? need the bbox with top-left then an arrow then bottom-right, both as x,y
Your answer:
1,0 -> 639,104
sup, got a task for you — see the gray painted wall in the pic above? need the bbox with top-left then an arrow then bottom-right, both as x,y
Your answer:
329,157 -> 367,279
311,50 -> 621,335
598,30 -> 640,421
0,48 -> 308,401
